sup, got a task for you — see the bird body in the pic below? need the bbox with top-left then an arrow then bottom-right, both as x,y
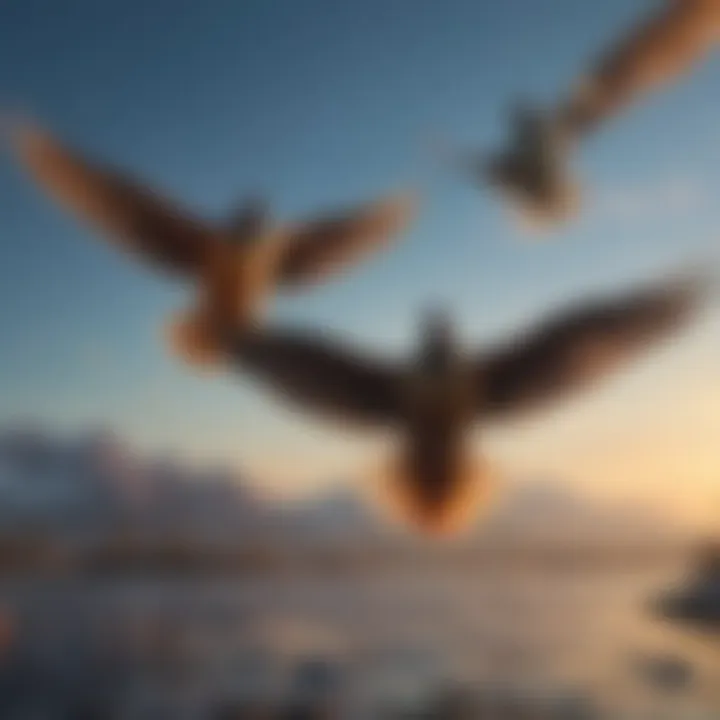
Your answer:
485,106 -> 579,230
402,311 -> 477,425
394,315 -> 483,532
167,227 -> 288,365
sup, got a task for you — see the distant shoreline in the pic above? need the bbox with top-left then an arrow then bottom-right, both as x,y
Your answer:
0,535 -> 692,579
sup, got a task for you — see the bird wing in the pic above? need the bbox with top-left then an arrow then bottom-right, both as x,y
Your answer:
229,329 -> 405,427
565,0 -> 720,135
475,274 -> 706,420
10,122 -> 213,276
277,193 -> 416,288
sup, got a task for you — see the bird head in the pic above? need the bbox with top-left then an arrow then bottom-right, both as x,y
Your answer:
225,197 -> 271,244
419,307 -> 456,377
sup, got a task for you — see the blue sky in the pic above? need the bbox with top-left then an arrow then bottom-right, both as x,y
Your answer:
1,0 -> 719,515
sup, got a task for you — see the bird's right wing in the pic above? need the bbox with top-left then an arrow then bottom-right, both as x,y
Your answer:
476,273 -> 707,420
229,329 -> 405,427
277,193 -> 416,288
9,121 -> 213,277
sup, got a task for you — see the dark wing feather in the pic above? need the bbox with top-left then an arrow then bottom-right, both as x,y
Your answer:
12,123 -> 212,276
278,194 -> 415,288
229,329 -> 404,427
477,275 -> 706,419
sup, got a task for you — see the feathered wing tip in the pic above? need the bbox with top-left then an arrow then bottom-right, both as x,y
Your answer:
277,190 -> 418,289
380,191 -> 418,229
6,118 -> 104,207
5,118 -> 74,190
341,191 -> 418,243
7,116 -> 214,280
347,189 -> 419,248
1,112 -> 41,150
369,453 -> 496,538
164,233 -> 276,369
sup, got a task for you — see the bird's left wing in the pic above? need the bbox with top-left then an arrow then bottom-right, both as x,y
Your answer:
229,328 -> 405,427
9,121 -> 213,276
277,193 -> 416,288
474,274 -> 707,420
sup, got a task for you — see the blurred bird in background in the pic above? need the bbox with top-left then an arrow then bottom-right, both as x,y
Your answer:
484,0 -> 720,228
7,120 -> 416,367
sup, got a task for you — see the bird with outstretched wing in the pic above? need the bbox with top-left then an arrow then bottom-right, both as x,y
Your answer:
226,273 -> 706,533
484,0 -> 720,228
8,120 -> 416,365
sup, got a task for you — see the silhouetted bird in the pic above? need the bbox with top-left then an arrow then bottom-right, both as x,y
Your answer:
486,0 -> 720,227
8,120 -> 415,366
224,273 -> 705,534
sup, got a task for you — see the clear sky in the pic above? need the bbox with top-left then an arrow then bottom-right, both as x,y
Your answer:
1,0 -> 719,523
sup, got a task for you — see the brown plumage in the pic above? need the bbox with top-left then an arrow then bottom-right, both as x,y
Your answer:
485,105 -> 580,230
226,274 -> 706,534
486,0 -> 720,227
8,120 -> 416,366
562,0 -> 720,136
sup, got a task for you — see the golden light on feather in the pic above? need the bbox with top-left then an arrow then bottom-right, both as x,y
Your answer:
370,451 -> 496,537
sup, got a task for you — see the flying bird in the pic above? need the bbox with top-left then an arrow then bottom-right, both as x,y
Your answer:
7,120 -> 416,366
223,273 -> 705,535
485,0 -> 720,228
